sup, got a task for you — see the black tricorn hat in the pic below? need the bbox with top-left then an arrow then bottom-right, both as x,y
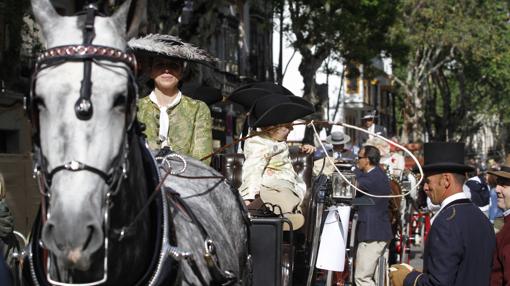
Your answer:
420,142 -> 474,174
232,82 -> 293,96
251,95 -> 314,127
180,82 -> 223,106
227,88 -> 274,110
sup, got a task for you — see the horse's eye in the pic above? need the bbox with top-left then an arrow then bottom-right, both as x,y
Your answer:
112,93 -> 127,111
34,96 -> 46,110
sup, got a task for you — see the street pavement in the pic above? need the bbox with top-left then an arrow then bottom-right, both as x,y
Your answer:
408,242 -> 424,271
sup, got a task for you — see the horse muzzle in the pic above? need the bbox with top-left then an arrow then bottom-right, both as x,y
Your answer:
41,206 -> 104,271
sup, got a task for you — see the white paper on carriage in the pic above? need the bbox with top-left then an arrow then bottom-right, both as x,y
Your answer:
316,205 -> 351,271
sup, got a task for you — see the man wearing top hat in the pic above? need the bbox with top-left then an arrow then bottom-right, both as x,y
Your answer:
390,142 -> 496,286
228,83 -> 316,230
359,110 -> 387,145
489,164 -> 510,286
128,34 -> 216,164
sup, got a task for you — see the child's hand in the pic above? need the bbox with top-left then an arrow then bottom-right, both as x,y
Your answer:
300,144 -> 316,154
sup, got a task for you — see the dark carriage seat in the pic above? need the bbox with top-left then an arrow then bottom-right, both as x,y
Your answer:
220,146 -> 314,191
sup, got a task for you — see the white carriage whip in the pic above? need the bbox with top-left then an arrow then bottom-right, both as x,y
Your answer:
309,121 -> 424,199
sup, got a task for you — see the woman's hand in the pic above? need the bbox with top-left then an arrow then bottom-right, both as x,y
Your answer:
300,144 -> 316,154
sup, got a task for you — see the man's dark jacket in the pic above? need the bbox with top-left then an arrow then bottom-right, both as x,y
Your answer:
355,166 -> 393,242
404,199 -> 496,286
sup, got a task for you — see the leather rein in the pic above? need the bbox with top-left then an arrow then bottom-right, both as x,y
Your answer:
27,4 -> 140,285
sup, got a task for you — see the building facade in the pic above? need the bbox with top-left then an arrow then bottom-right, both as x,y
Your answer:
0,0 -> 276,233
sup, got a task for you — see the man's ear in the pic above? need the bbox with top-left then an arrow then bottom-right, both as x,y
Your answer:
443,173 -> 452,190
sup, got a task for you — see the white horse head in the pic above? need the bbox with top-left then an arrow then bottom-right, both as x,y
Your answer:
31,0 -> 134,272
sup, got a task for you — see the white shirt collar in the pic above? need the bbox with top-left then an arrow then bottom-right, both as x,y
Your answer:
366,166 -> 376,173
431,192 -> 468,225
149,90 -> 182,109
504,209 -> 510,217
149,90 -> 182,148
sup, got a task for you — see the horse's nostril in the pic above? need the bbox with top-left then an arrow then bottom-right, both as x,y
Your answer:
57,243 -> 65,251
46,223 -> 54,233
82,225 -> 95,251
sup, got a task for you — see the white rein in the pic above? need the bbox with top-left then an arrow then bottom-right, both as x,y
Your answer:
309,121 -> 424,199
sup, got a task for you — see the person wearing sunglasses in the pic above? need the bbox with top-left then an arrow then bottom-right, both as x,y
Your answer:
354,145 -> 393,286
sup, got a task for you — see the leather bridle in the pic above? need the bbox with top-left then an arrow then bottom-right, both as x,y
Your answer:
26,3 -> 139,286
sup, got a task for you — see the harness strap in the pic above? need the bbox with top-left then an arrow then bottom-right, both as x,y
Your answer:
47,160 -> 113,185
165,188 -> 238,285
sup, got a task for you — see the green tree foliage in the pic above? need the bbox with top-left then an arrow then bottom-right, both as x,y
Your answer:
283,0 -> 398,142
389,0 -> 510,146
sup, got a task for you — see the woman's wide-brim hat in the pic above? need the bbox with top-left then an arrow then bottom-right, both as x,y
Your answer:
128,34 -> 218,66
419,142 -> 474,174
488,164 -> 510,180
327,131 -> 351,145
251,95 -> 314,127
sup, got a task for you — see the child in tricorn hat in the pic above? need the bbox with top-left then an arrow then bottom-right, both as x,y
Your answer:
390,142 -> 496,286
228,84 -> 315,230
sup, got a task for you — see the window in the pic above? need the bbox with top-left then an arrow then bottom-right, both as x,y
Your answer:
0,130 -> 20,154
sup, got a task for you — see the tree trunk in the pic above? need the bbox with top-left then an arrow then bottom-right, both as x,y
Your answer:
298,49 -> 330,144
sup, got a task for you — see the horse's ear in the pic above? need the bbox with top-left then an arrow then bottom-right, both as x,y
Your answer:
111,0 -> 132,36
126,0 -> 147,39
31,0 -> 60,41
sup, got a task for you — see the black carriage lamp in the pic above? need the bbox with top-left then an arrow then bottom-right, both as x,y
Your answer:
75,1 -> 98,120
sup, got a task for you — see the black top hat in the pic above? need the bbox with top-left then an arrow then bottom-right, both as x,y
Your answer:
179,82 -> 223,106
251,95 -> 314,127
420,142 -> 474,174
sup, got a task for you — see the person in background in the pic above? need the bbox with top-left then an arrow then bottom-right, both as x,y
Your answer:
390,143 -> 496,286
329,131 -> 355,162
359,110 -> 387,145
129,34 -> 214,164
489,164 -> 510,285
0,173 -> 14,285
365,137 -> 405,177
354,145 -> 393,286
313,131 -> 355,176
463,166 -> 491,217
488,164 -> 505,231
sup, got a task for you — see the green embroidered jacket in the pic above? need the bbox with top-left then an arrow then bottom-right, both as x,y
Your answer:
137,95 -> 213,164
